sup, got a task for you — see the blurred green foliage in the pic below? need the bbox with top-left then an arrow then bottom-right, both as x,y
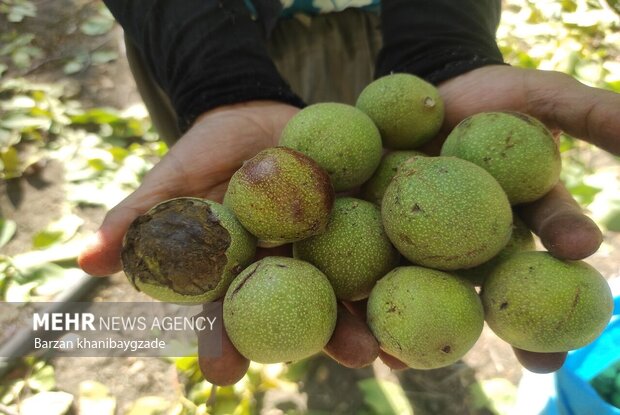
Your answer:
0,1 -> 619,414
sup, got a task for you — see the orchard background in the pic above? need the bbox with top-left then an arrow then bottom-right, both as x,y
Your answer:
1,0 -> 619,414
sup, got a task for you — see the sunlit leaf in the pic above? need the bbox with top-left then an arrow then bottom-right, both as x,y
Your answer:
63,60 -> 86,75
0,146 -> 21,178
87,158 -> 107,171
80,15 -> 115,36
0,114 -> 51,130
6,2 -> 37,22
32,214 -> 83,249
0,218 -> 17,248
125,396 -> 173,415
357,378 -> 413,415
11,239 -> 84,270
19,391 -> 73,415
0,378 -> 25,406
32,230 -> 64,249
91,50 -> 118,65
79,380 -> 116,415
604,209 -> 620,232
567,182 -> 602,206
71,108 -> 121,125
108,146 -> 129,162
28,363 -> 56,392
5,280 -> 38,301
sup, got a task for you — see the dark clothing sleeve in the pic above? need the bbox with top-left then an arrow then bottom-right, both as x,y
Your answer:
376,0 -> 505,84
103,0 -> 305,132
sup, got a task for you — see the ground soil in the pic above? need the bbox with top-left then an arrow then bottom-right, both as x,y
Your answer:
1,1 -> 619,414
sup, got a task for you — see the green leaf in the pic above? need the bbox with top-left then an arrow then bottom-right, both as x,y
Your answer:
32,214 -> 83,249
1,146 -> 21,179
4,280 -> 38,301
91,50 -> 118,65
32,230 -> 64,249
78,381 -> 116,415
0,114 -> 51,130
80,16 -> 115,36
0,218 -> 17,248
125,396 -> 172,415
7,2 -> 37,22
604,209 -> 620,232
28,363 -> 56,392
357,378 -> 413,415
567,182 -> 602,206
70,108 -> 121,125
63,60 -> 86,75
19,391 -> 73,415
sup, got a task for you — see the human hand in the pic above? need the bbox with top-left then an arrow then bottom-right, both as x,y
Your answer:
77,100 -> 380,385
415,64 -> 620,373
78,100 -> 299,276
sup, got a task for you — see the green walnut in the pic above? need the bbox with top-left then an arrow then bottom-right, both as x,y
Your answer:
367,266 -> 484,369
279,102 -> 382,191
382,156 -> 513,270
457,215 -> 536,286
293,197 -> 400,301
224,147 -> 334,246
121,197 -> 256,304
441,111 -> 561,204
223,257 -> 337,363
360,150 -> 426,206
482,251 -> 613,352
356,73 -> 444,149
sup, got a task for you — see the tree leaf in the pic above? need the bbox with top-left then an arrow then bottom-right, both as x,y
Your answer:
90,50 -> 118,65
0,114 -> 51,130
28,363 -> 56,392
78,380 -> 116,415
32,214 -> 83,249
0,146 -> 21,179
19,391 -> 73,415
357,378 -> 413,415
125,396 -> 172,415
0,218 -> 17,248
604,209 -> 620,232
567,182 -> 602,206
63,60 -> 86,75
80,16 -> 114,36
32,230 -> 64,249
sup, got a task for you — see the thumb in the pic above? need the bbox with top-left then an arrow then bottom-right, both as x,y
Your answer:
522,68 -> 620,155
78,176 -> 183,276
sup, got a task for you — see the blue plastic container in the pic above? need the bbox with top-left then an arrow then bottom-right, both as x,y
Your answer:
542,296 -> 620,415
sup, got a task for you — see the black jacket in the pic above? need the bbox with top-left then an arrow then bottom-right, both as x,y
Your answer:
104,0 -> 504,131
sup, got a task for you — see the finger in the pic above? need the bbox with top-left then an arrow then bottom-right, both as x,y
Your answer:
198,325 -> 250,386
522,69 -> 620,155
254,244 -> 292,261
77,185 -> 177,276
323,304 -> 379,368
378,350 -> 409,371
512,347 -> 567,374
342,299 -> 368,320
516,182 -> 603,260
77,148 -> 213,276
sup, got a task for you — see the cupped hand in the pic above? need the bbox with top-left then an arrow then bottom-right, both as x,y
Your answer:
78,100 -> 299,277
77,100 -> 379,385
434,64 -> 619,262
429,64 -> 620,373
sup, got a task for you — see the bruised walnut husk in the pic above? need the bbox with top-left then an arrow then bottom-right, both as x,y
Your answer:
121,197 -> 256,304
224,147 -> 334,246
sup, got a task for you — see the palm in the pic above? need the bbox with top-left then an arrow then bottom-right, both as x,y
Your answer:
78,101 -> 298,276
437,65 -> 620,154
429,64 -> 620,373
